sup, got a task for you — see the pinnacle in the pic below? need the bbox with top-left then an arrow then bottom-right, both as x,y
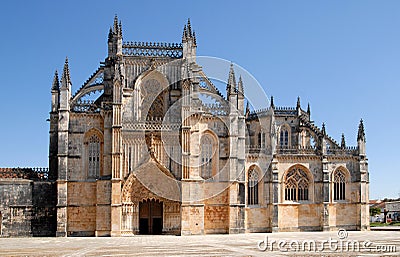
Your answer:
61,57 -> 71,89
321,122 -> 326,135
357,118 -> 365,141
193,31 -> 197,45
238,75 -> 244,95
182,25 -> 187,40
118,21 -> 123,37
341,133 -> 346,148
187,18 -> 192,37
52,70 -> 59,91
108,27 -> 113,41
113,15 -> 118,33
245,102 -> 250,118
227,63 -> 237,95
182,18 -> 197,44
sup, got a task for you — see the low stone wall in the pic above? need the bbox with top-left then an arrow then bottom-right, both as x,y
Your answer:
0,178 -> 56,237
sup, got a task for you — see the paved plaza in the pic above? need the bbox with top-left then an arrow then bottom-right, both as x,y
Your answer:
0,231 -> 399,256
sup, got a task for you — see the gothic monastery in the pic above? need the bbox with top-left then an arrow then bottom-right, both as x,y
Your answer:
0,17 -> 369,237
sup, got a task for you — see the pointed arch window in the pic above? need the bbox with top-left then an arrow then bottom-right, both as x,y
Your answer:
201,135 -> 214,179
248,168 -> 259,205
280,127 -> 289,147
284,167 -> 310,201
333,169 -> 346,201
88,134 -> 100,178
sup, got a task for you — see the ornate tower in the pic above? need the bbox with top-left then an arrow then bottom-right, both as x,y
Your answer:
56,58 -> 71,237
49,71 -> 60,181
357,119 -> 369,230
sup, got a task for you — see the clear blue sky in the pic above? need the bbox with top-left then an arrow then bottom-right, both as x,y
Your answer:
0,0 -> 398,199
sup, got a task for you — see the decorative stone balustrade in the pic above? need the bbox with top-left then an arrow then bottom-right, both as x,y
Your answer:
122,41 -> 183,58
0,167 -> 50,181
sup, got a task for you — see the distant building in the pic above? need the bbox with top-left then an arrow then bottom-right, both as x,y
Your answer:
386,201 -> 400,222
369,199 -> 385,222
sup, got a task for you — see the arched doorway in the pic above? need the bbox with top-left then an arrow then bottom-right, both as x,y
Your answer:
139,199 -> 163,234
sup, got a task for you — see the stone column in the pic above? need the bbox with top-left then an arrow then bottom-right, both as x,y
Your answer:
359,157 -> 369,230
56,99 -> 70,237
322,157 -> 330,231
271,157 -> 279,232
229,115 -> 245,234
110,77 -> 123,236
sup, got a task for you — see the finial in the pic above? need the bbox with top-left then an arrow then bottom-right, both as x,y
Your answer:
118,21 -> 123,37
187,18 -> 192,37
108,27 -> 113,41
238,75 -> 244,95
357,119 -> 365,141
321,122 -> 326,136
113,15 -> 118,33
270,96 -> 275,109
297,96 -> 301,109
245,102 -> 250,118
227,63 -> 236,95
52,70 -> 59,91
193,31 -> 197,46
61,57 -> 71,89
182,25 -> 187,41
341,133 -> 346,148
307,103 -> 310,115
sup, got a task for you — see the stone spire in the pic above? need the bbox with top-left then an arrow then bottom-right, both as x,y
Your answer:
357,119 -> 365,142
341,133 -> 346,149
187,18 -> 192,37
357,119 -> 366,156
108,27 -> 113,42
307,103 -> 310,116
296,96 -> 301,109
182,18 -> 197,59
108,15 -> 123,57
245,102 -> 250,118
61,57 -> 71,90
113,15 -> 119,35
182,19 -> 195,42
321,122 -> 326,136
52,70 -> 59,91
51,70 -> 60,113
227,63 -> 237,96
238,75 -> 244,96
182,25 -> 187,41
270,96 -> 275,109
192,31 -> 197,46
59,57 -> 71,111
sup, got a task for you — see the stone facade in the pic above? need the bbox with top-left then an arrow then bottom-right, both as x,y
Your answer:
0,168 -> 56,237
37,17 -> 369,237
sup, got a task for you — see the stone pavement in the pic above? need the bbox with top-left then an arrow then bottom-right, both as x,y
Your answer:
0,231 -> 399,256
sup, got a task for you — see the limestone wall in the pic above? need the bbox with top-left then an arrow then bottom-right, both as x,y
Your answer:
245,206 -> 270,232
66,182 -> 97,236
0,179 -> 56,237
278,203 -> 322,231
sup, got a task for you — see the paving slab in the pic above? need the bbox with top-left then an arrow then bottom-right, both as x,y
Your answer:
0,231 -> 399,256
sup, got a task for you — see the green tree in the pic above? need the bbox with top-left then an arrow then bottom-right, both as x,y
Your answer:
370,207 -> 381,216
